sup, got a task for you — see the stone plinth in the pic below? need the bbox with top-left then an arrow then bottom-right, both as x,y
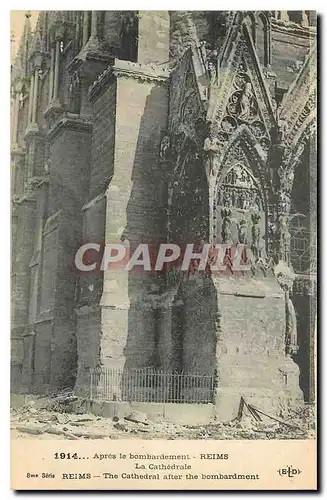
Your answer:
213,275 -> 303,420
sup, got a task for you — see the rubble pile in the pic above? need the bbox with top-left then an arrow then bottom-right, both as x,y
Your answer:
11,394 -> 316,440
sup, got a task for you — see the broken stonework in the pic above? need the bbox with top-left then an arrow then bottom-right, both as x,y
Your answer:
11,11 -> 316,422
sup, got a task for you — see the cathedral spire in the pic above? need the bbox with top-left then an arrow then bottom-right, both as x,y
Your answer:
22,11 -> 32,76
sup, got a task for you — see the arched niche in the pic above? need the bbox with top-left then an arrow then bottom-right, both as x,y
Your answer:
213,162 -> 266,256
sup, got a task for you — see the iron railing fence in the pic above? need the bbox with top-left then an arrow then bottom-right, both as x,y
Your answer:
90,367 -> 215,404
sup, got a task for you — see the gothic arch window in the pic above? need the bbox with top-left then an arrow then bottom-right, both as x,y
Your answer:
256,13 -> 270,67
120,11 -> 138,62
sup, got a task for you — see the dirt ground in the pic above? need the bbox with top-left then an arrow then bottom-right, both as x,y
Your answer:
11,393 -> 316,441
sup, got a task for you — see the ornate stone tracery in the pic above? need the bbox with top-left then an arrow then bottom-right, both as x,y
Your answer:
214,57 -> 271,154
216,163 -> 263,211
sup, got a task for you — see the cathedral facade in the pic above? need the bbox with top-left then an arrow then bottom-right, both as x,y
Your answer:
11,11 -> 317,419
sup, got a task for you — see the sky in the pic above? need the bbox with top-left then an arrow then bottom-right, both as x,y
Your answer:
10,11 -> 39,63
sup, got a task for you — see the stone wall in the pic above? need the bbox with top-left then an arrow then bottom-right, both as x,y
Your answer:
33,124 -> 92,392
11,11 -> 316,410
271,23 -> 313,89
89,84 -> 116,199
74,65 -> 169,392
138,12 -> 170,64
214,276 -> 303,420
101,73 -> 169,373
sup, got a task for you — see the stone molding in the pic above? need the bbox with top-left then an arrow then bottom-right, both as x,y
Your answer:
47,114 -> 93,144
271,18 -> 317,38
88,58 -> 170,101
113,59 -> 170,83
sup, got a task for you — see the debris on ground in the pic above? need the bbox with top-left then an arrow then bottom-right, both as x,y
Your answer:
10,393 -> 316,441
124,411 -> 149,425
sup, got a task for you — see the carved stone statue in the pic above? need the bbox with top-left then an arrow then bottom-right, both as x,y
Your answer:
251,212 -> 261,259
159,135 -> 171,162
238,82 -> 255,122
275,112 -> 288,144
238,219 -> 248,244
208,59 -> 218,86
221,208 -> 233,244
69,70 -> 80,93
204,133 -> 220,176
278,214 -> 291,261
273,260 -> 298,356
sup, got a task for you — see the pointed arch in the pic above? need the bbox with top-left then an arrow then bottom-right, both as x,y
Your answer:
217,124 -> 270,197
207,13 -> 276,130
256,12 -> 271,67
243,12 -> 256,44
211,126 -> 269,252
216,162 -> 264,213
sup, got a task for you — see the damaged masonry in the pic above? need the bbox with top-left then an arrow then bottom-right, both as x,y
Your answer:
11,11 -> 317,425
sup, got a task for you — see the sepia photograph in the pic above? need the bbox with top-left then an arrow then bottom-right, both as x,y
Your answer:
10,8 -> 317,490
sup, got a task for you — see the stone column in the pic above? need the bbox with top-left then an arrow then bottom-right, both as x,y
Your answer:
48,43 -> 55,105
32,70 -> 39,124
264,23 -> 272,66
21,179 -> 49,390
279,11 -> 289,22
11,196 -> 36,390
53,39 -> 60,102
86,62 -> 169,381
301,11 -> 309,27
12,91 -> 20,144
90,11 -> 98,39
83,11 -> 90,45
27,73 -> 34,124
